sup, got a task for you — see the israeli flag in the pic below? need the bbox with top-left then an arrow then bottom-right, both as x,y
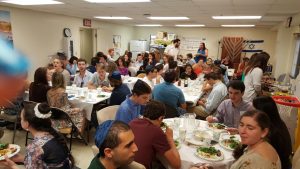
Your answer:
242,40 -> 264,53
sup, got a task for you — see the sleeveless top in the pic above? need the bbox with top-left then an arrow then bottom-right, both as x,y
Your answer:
195,49 -> 207,63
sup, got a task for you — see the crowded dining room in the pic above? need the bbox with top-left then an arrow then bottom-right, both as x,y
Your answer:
1,0 -> 300,169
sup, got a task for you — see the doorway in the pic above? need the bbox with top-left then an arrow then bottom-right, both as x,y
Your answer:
80,28 -> 95,64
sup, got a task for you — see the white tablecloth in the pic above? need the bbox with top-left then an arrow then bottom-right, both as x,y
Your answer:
123,77 -> 203,105
163,118 -> 236,169
66,87 -> 111,120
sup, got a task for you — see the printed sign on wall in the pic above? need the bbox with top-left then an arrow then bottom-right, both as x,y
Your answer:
0,10 -> 13,46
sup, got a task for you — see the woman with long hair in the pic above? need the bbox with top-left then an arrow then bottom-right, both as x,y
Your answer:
230,110 -> 280,169
29,67 -> 51,103
242,52 -> 270,102
195,42 -> 208,63
116,57 -> 129,76
1,102 -> 73,168
47,72 -> 86,134
253,96 -> 292,169
180,64 -> 197,80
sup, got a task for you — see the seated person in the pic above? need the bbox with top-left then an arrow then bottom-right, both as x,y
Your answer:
191,72 -> 227,119
116,57 -> 129,76
89,120 -> 138,169
129,101 -> 181,169
180,64 -> 197,80
186,53 -> 196,66
115,80 -> 151,124
97,52 -> 118,75
152,69 -> 186,116
253,96 -> 292,169
47,72 -> 86,134
108,71 -> 131,105
29,67 -> 51,103
142,65 -> 157,89
66,56 -> 78,76
53,57 -> 70,86
230,110 -> 281,169
87,57 -> 99,74
73,58 -> 93,87
192,59 -> 204,76
135,53 -> 144,69
87,63 -> 110,89
206,80 -> 253,128
155,63 -> 164,84
1,102 -> 73,169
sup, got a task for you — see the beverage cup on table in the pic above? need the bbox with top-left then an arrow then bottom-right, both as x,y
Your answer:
72,84 -> 76,89
212,129 -> 221,141
179,127 -> 186,142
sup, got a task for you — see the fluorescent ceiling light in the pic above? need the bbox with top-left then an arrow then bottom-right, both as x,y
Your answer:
175,24 -> 205,27
85,0 -> 150,3
94,16 -> 132,20
221,25 -> 255,27
148,17 -> 189,20
212,16 -> 261,19
1,0 -> 63,5
136,24 -> 162,27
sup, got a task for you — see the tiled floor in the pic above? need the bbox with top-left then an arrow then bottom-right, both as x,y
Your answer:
0,128 -> 96,169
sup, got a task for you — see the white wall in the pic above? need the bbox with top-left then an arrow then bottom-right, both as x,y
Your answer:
0,6 -> 135,80
133,27 -> 277,64
272,12 -> 300,98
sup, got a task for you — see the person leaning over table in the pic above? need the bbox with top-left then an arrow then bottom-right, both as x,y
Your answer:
0,102 -> 73,169
115,80 -> 151,124
190,72 -> 227,119
152,69 -> 187,116
206,80 -> 253,130
253,96 -> 292,169
108,71 -> 131,106
87,63 -> 110,89
129,100 -> 181,169
88,120 -> 139,169
192,110 -> 281,169
73,58 -> 93,87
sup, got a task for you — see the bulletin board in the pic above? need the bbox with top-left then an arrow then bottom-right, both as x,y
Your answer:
181,37 -> 205,51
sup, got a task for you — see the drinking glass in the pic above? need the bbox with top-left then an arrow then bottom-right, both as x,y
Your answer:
179,127 -> 186,142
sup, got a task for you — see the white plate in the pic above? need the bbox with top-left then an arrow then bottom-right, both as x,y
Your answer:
186,138 -> 207,146
206,123 -> 227,132
0,144 -> 21,160
219,139 -> 241,151
195,147 -> 224,162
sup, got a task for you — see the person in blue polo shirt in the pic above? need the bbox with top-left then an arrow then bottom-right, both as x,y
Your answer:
115,80 -> 151,124
152,69 -> 186,116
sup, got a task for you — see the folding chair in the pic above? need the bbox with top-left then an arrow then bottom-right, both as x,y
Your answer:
50,107 -> 88,150
96,105 -> 120,125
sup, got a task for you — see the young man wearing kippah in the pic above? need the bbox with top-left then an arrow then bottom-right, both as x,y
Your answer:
88,120 -> 138,169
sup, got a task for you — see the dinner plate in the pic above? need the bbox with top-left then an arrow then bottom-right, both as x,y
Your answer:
206,123 -> 227,132
219,138 -> 241,151
186,138 -> 207,146
195,147 -> 224,162
0,144 -> 21,160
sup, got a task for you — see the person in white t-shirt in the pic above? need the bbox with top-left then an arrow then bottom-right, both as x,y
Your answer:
164,38 -> 180,61
243,52 -> 270,102
142,65 -> 157,89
